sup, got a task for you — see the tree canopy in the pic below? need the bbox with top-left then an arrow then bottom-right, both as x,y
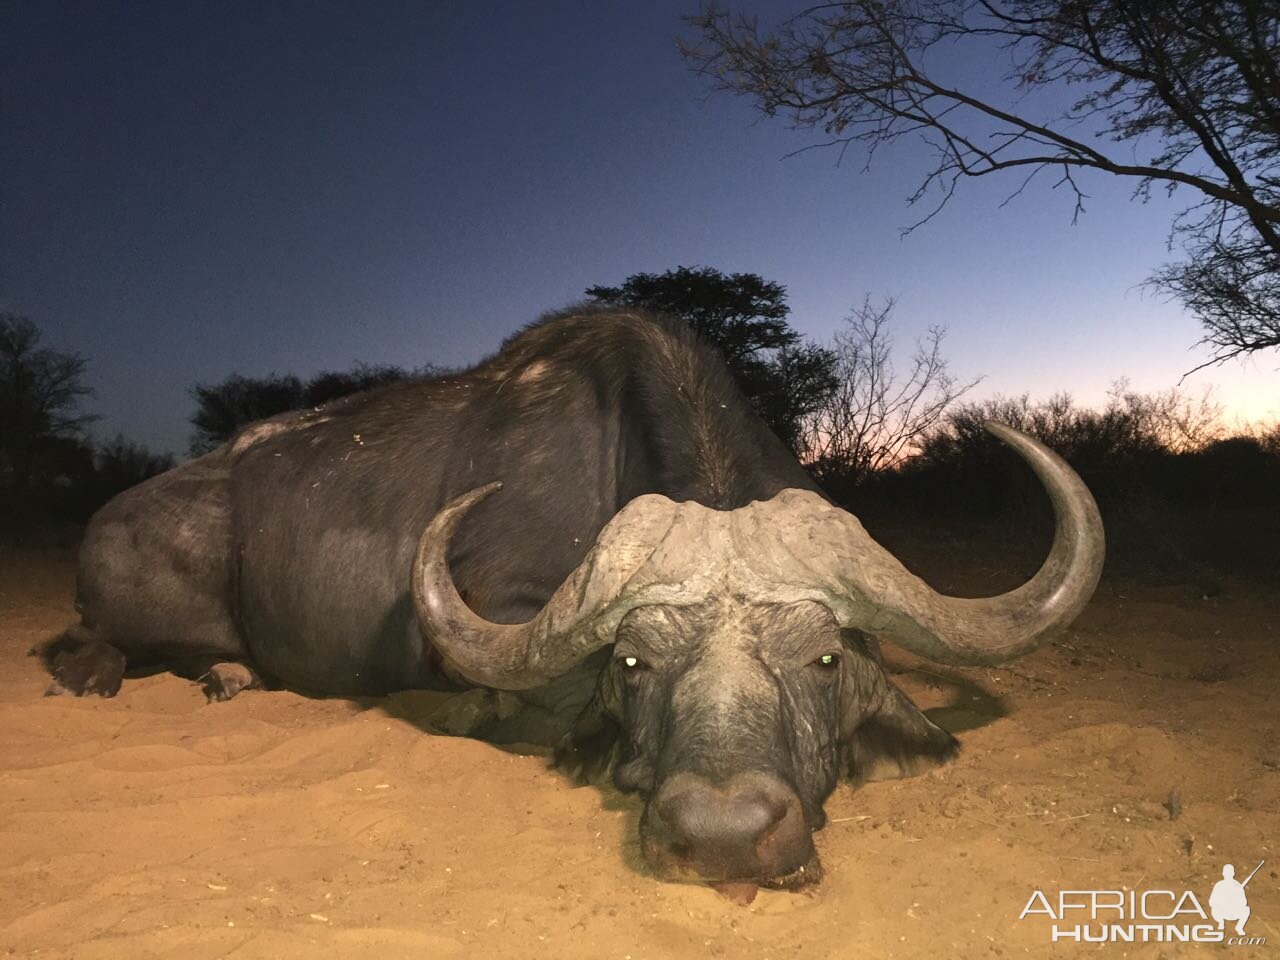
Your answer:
188,363 -> 415,454
586,266 -> 837,451
587,266 -> 795,365
684,1 -> 1280,365
0,312 -> 94,495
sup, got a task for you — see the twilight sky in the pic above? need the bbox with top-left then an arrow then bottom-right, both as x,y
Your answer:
4,1 -> 1277,456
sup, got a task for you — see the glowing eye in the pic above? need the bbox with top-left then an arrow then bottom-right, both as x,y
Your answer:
817,653 -> 839,668
621,656 -> 641,669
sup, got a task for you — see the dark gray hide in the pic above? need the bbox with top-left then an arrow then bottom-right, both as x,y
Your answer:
57,307 -> 1102,887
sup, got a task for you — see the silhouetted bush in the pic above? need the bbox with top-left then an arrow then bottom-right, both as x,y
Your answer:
798,298 -> 978,499
1167,436 -> 1278,508
0,433 -> 174,544
844,389 -> 1279,582
863,387 -> 1273,513
80,436 -> 176,509
189,363 -> 422,455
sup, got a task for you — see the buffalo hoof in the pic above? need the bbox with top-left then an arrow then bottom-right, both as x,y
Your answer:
44,640 -> 127,698
203,662 -> 261,702
427,688 -> 528,737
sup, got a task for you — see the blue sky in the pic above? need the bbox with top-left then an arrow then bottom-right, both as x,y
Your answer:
4,1 -> 1276,455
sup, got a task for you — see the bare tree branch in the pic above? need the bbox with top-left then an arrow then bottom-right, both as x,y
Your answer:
682,0 -> 1280,362
797,297 -> 980,488
0,312 -> 96,493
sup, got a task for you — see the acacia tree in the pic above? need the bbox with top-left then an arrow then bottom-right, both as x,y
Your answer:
586,265 -> 837,451
0,313 -> 95,494
588,266 -> 795,365
92,435 -> 175,494
798,298 -> 978,489
684,1 -> 1280,365
189,363 -> 415,455
189,372 -> 306,455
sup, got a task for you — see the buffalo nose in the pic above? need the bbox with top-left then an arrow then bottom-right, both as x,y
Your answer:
658,784 -> 786,854
645,772 -> 812,880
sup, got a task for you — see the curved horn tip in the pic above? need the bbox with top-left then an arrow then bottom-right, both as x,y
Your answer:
412,476 -> 622,690
982,420 -> 1021,443
851,417 -> 1104,666
981,421 -> 1065,467
456,480 -> 504,507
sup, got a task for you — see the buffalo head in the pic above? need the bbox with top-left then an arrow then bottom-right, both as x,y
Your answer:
412,423 -> 1104,887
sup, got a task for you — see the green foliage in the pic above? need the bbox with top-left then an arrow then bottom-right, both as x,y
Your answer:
586,266 -> 836,450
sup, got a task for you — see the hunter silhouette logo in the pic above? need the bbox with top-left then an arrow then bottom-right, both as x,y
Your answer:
1210,861 -> 1264,936
1019,858 -> 1267,945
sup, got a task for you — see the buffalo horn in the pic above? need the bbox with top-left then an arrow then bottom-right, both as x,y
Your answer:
810,421 -> 1105,664
411,483 -> 680,689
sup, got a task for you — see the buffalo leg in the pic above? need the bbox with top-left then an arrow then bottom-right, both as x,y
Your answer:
168,656 -> 264,702
42,633 -> 128,698
202,662 -> 263,702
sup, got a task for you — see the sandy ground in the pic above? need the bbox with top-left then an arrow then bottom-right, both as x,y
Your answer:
1,539 -> 1277,960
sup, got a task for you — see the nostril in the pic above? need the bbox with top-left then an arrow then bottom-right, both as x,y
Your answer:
753,801 -> 789,855
655,789 -> 697,838
668,842 -> 694,869
729,787 -> 787,835
755,792 -> 788,829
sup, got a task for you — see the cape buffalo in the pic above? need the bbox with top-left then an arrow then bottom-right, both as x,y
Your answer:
50,307 -> 1104,889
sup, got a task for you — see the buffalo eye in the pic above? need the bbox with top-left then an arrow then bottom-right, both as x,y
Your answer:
812,652 -> 840,670
616,654 -> 648,672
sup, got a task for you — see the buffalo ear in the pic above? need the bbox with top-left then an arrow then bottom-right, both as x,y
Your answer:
844,682 -> 959,784
838,631 -> 958,784
553,664 -> 623,785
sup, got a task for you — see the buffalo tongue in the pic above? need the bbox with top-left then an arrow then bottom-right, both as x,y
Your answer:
709,881 -> 758,905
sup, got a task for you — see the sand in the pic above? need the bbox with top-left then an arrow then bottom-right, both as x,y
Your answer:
1,543 -> 1277,959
